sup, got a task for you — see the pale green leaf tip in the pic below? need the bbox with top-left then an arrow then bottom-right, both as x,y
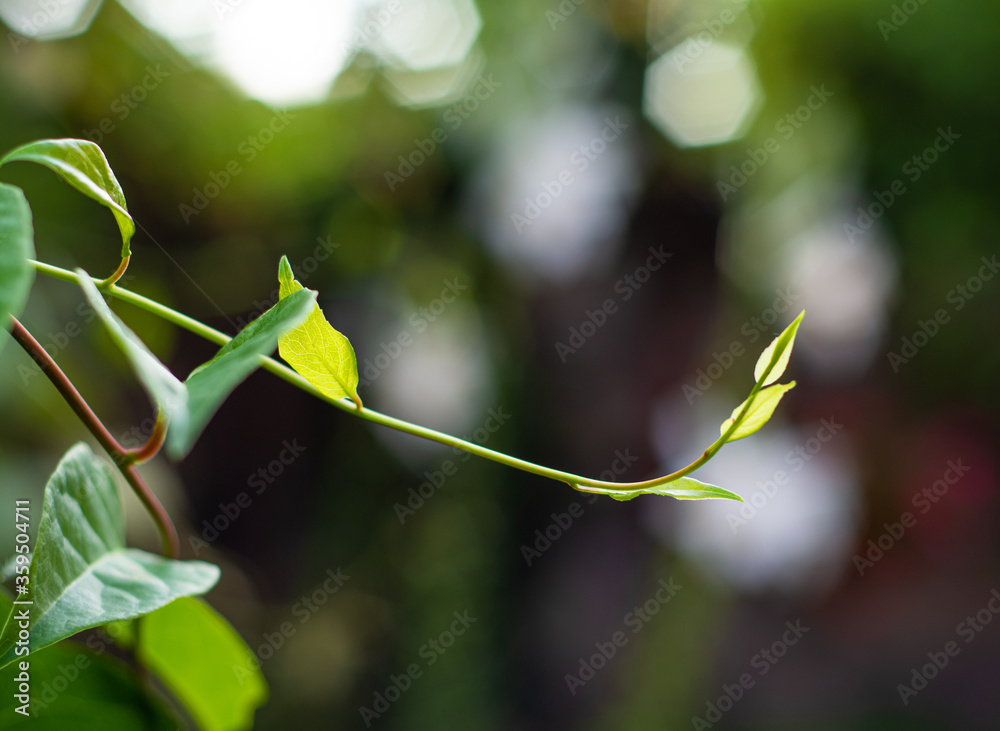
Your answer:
278,255 -> 293,284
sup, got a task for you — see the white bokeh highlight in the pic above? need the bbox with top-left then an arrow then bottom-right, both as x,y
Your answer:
644,40 -> 762,148
467,106 -> 641,286
0,0 -> 101,40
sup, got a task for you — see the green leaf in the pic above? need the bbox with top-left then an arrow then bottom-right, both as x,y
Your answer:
80,266 -> 317,458
0,640 -> 180,728
277,255 -> 362,408
138,597 -> 269,731
76,270 -> 188,423
0,443 -> 220,668
166,287 -> 316,458
602,476 -> 743,502
0,183 -> 35,355
720,381 -> 796,442
1,139 -> 134,258
753,310 -> 805,387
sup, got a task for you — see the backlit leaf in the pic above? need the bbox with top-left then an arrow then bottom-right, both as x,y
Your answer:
602,476 -> 743,502
753,311 -> 805,387
276,255 -> 361,408
720,382 -> 796,442
139,598 -> 268,731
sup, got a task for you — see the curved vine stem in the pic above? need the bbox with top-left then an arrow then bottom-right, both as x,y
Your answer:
99,254 -> 130,288
122,411 -> 168,466
9,314 -> 179,558
31,259 -> 744,494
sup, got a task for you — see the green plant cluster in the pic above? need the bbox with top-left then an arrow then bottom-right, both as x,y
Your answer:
0,139 -> 803,728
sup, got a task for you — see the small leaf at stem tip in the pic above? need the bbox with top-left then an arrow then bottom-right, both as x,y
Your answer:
753,310 -> 805,387
0,138 -> 135,259
276,255 -> 362,409
720,381 -> 796,442
601,476 -> 743,502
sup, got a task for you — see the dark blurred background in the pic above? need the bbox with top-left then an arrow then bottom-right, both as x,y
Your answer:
1,0 -> 998,728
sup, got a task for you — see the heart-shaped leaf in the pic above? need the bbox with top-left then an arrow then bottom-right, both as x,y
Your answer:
167,287 -> 316,458
138,597 -> 269,731
0,183 -> 35,355
753,311 -> 805,387
1,139 -> 134,258
277,255 -> 361,408
0,443 -> 220,668
600,476 -> 743,502
720,381 -> 796,442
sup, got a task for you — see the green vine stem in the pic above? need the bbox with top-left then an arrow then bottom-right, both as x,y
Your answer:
31,259 -> 751,494
8,314 -> 179,557
99,254 -> 130,288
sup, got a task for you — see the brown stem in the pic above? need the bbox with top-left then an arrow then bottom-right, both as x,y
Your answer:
9,315 -> 179,559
